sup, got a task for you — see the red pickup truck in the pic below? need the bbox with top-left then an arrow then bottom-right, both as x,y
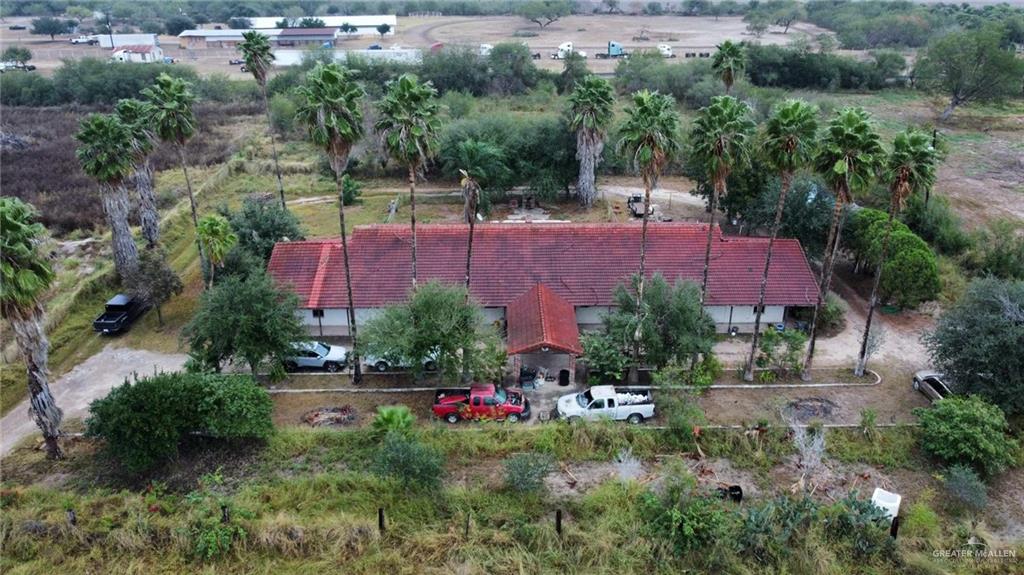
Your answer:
432,384 -> 531,424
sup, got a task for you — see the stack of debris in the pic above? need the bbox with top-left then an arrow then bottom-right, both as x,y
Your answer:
301,406 -> 357,427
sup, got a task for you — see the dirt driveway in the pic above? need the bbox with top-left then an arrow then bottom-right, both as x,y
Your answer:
0,345 -> 187,457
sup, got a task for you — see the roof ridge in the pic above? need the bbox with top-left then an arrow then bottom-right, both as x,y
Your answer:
535,284 -> 550,348
306,243 -> 332,308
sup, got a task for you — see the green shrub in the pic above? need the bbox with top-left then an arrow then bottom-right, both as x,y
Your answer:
641,491 -> 734,555
943,464 -> 988,513
963,219 -> 1024,280
503,452 -> 554,493
738,496 -> 817,563
901,489 -> 941,541
85,373 -> 273,472
902,194 -> 971,256
225,195 -> 305,262
914,396 -> 1019,477
581,331 -> 629,384
756,329 -> 807,377
371,406 -> 415,437
268,92 -> 298,135
372,433 -> 444,490
822,494 -> 896,560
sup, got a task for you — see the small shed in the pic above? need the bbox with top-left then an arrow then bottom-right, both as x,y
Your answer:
506,284 -> 583,387
110,44 -> 164,63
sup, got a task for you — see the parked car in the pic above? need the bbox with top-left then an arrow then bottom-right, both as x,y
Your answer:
556,385 -> 655,424
92,294 -> 148,334
9,25 -> 27,31
367,44 -> 382,50
433,384 -> 531,423
70,35 -> 98,45
0,61 -> 35,72
912,371 -> 953,402
363,350 -> 438,372
626,194 -> 653,218
284,341 -> 348,372
228,58 -> 245,65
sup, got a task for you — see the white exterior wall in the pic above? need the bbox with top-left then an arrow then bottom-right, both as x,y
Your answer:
707,305 -> 785,333
248,15 -> 396,34
575,306 -> 613,330
273,48 -> 422,67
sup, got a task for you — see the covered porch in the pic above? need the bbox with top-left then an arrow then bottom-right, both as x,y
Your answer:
505,284 -> 583,388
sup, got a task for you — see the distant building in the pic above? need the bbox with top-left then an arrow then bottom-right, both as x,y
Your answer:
95,33 -> 159,49
245,15 -> 396,35
110,44 -> 165,63
177,28 -> 281,49
275,27 -> 340,47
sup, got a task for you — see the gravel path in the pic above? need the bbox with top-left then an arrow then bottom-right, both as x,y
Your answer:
0,345 -> 187,456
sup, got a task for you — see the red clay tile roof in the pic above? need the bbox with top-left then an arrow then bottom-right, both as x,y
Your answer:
506,284 -> 583,355
267,223 -> 819,309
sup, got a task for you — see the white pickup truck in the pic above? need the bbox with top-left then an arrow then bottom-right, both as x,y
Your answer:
556,385 -> 655,424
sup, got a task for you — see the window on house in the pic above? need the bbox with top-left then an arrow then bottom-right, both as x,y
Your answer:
312,309 -> 325,318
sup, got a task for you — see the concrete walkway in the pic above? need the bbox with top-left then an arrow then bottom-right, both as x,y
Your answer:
0,345 -> 187,457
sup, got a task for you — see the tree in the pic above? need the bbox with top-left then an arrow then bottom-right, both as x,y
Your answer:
114,98 -> 160,248
744,12 -> 770,38
517,0 -> 572,28
361,281 -> 506,383
711,40 -> 746,94
0,198 -> 64,459
855,129 -> 938,375
756,328 -> 807,379
164,14 -> 195,36
375,73 -> 441,289
557,51 -> 589,95
295,62 -> 366,384
239,31 -> 286,209
142,74 -> 205,271
617,90 -> 681,383
225,195 -> 305,261
86,372 -> 273,473
30,16 -> 71,40
914,396 -> 1019,477
339,22 -> 356,36
568,75 -> 615,208
743,100 -> 818,381
925,278 -> 1024,415
196,214 -> 238,289
185,270 -> 305,374
74,114 -> 140,280
915,26 -> 1023,121
376,22 -> 391,37
299,17 -> 326,28
802,108 -> 883,379
689,96 -> 755,310
488,43 -> 539,95
228,17 -> 252,29
770,1 -> 806,33
127,248 -> 182,327
1,46 -> 32,65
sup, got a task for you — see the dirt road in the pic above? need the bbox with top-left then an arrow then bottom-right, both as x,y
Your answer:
0,346 -> 187,456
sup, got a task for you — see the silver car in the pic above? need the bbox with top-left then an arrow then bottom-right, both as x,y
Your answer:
285,341 -> 348,373
363,350 -> 438,373
912,371 -> 953,403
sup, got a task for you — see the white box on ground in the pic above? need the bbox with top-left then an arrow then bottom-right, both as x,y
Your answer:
871,488 -> 901,522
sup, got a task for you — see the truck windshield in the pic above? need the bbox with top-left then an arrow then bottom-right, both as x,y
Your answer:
315,343 -> 330,356
576,390 -> 593,408
493,388 -> 507,404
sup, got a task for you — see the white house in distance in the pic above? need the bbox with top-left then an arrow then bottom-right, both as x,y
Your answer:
110,44 -> 165,63
267,222 -> 820,339
245,15 -> 396,35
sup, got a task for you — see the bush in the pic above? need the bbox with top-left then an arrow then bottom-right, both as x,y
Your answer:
0,73 -> 57,106
85,373 -> 273,472
503,452 -> 554,493
913,395 -> 1019,477
641,491 -> 733,555
420,46 -> 491,95
900,489 -> 941,541
372,433 -> 444,490
901,195 -> 971,256
225,195 -> 305,261
943,464 -> 988,513
581,331 -> 629,384
371,406 -> 415,437
756,329 -> 807,377
268,93 -> 298,135
52,58 -> 198,106
822,494 -> 896,560
881,245 -> 940,308
962,219 -> 1024,280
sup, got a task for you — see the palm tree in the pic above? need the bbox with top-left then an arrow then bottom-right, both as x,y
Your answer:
855,129 -> 937,376
743,99 -> 818,382
616,90 -> 681,383
711,40 -> 746,94
568,74 -> 615,207
0,198 -> 64,459
196,214 -> 238,289
295,62 -> 366,384
114,98 -> 160,249
690,95 -> 755,306
450,139 -> 510,291
142,73 -> 204,268
375,73 -> 441,289
74,114 -> 141,280
238,31 -> 286,210
802,108 -> 884,379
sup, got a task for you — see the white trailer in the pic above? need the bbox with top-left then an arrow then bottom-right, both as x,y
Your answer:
95,33 -> 159,49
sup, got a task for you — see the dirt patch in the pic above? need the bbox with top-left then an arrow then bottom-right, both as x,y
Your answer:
783,398 -> 839,423
271,390 -> 435,427
545,448 -> 650,497
985,467 -> 1024,545
686,457 -> 764,500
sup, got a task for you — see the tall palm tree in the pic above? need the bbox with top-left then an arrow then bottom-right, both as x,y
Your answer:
450,140 -> 510,291
75,113 -> 141,280
375,73 -> 441,289
743,99 -> 818,382
690,95 -> 755,306
802,108 -> 884,379
616,90 -> 681,383
238,31 -> 286,210
142,73 -> 204,269
0,198 -> 64,459
855,128 -> 937,376
114,98 -> 160,248
568,74 -> 615,207
711,40 -> 746,94
295,62 -> 366,384
196,214 -> 238,289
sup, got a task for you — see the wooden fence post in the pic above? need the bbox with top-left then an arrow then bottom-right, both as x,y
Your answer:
378,507 -> 386,535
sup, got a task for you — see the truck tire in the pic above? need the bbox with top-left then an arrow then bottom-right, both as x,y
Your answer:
445,413 -> 460,424
424,360 -> 437,372
627,413 -> 644,425
325,362 -> 340,373
284,361 -> 298,372
507,413 -> 520,423
567,416 -> 581,424
374,361 -> 389,372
